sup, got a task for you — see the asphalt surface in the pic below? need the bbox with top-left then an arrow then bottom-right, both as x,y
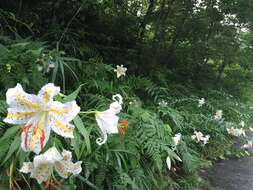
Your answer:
203,134 -> 253,190
205,156 -> 253,190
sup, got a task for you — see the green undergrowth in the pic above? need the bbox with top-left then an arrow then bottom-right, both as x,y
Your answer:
0,38 -> 252,190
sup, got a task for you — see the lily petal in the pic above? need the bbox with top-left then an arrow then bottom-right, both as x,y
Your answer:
166,156 -> 171,170
49,101 -> 80,122
33,147 -> 62,167
5,83 -> 41,113
30,164 -> 51,184
47,116 -> 75,138
55,160 -> 82,178
21,116 -> 51,154
38,83 -> 60,103
4,108 -> 35,124
62,150 -> 72,161
19,162 -> 34,173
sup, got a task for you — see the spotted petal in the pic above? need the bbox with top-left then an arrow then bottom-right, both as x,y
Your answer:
30,164 -> 51,184
19,162 -> 34,173
21,116 -> 51,154
5,83 -> 41,114
49,101 -> 80,122
4,108 -> 35,124
62,150 -> 72,161
47,115 -> 75,138
38,83 -> 60,103
55,160 -> 82,178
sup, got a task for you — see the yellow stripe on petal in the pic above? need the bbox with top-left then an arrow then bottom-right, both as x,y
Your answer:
54,120 -> 73,133
42,87 -> 55,103
16,94 -> 40,110
50,107 -> 73,115
6,112 -> 34,120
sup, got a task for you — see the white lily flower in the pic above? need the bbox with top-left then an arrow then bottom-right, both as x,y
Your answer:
114,65 -> 127,78
4,83 -> 80,154
202,135 -> 210,145
37,65 -> 43,72
191,131 -> 204,142
95,94 -> 123,145
172,133 -> 181,146
46,63 -> 55,73
240,120 -> 245,127
158,100 -> 168,107
227,127 -> 245,137
242,141 -> 253,149
214,110 -> 223,120
137,10 -> 141,17
198,98 -> 205,107
192,131 -> 210,144
166,156 -> 171,170
19,147 -> 82,184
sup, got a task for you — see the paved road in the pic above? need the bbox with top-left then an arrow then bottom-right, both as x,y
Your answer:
204,156 -> 253,190
203,133 -> 253,190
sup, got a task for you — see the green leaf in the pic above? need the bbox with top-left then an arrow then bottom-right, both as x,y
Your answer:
72,131 -> 80,159
73,115 -> 91,154
0,125 -> 20,144
28,48 -> 43,56
59,61 -> 66,92
77,175 -> 98,189
63,84 -> 84,103
1,136 -> 20,165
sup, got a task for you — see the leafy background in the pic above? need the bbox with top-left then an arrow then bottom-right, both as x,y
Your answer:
0,0 -> 253,189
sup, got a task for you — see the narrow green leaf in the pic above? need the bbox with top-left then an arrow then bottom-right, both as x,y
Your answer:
63,84 -> 84,103
77,175 -> 98,189
73,115 -> 91,154
0,125 -> 20,144
2,136 -> 20,165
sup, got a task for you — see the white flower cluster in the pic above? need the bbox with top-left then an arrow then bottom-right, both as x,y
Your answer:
198,98 -> 205,107
172,133 -> 181,146
114,65 -> 127,78
214,110 -> 223,120
191,131 -> 210,145
3,82 -> 125,184
158,100 -> 168,107
227,127 -> 245,137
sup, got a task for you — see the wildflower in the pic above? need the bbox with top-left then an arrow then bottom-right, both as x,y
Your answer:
227,127 -> 245,137
191,131 -> 204,142
145,24 -> 151,30
214,110 -> 223,120
46,63 -> 55,73
4,83 -> 80,154
172,133 -> 181,146
192,131 -> 210,144
198,98 -> 205,107
95,94 -> 123,145
19,147 -> 82,184
37,65 -> 43,72
242,141 -> 253,149
158,100 -> 168,107
114,65 -> 127,78
201,135 -> 210,145
119,119 -> 129,136
166,156 -> 171,170
240,120 -> 245,127
166,154 -> 182,170
137,10 -> 141,17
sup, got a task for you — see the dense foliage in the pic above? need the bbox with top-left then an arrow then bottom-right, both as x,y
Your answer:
1,0 -> 253,189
